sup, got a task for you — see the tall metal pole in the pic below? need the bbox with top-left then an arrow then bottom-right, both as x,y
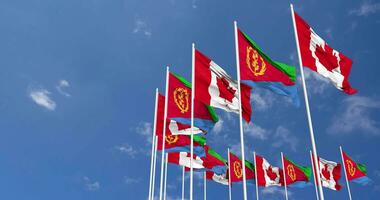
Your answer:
152,136 -> 158,200
290,4 -> 324,200
233,20 -> 248,200
340,146 -> 353,200
159,67 -> 170,200
190,43 -> 195,200
163,153 -> 168,200
281,152 -> 289,200
149,89 -> 159,200
310,151 -> 320,200
228,148 -> 232,200
253,152 -> 259,200
204,171 -> 207,200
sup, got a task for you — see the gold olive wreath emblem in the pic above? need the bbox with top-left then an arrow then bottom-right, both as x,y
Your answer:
233,161 -> 243,179
246,46 -> 266,76
173,87 -> 189,113
165,135 -> 179,144
287,165 -> 297,181
347,160 -> 356,177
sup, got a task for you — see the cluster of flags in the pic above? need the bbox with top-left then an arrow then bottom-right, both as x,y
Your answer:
147,4 -> 368,200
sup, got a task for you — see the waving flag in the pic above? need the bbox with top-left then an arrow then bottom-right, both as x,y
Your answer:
294,12 -> 357,94
342,150 -> 371,185
157,134 -> 206,156
237,28 -> 299,106
168,152 -> 204,169
195,49 -> 252,122
256,154 -> 284,187
229,152 -> 255,183
202,146 -> 227,175
283,155 -> 311,186
317,157 -> 342,190
206,171 -> 229,185
167,73 -> 218,132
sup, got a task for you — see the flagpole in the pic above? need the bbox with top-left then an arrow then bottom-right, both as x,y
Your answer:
163,153 -> 168,200
204,171 -> 207,200
159,66 -> 170,200
310,150 -> 320,200
290,4 -> 324,200
182,166 -> 185,200
253,151 -> 259,200
340,146 -> 353,200
234,20 -> 248,200
190,42 -> 195,200
152,135 -> 158,200
149,89 -> 159,200
228,148 -> 232,200
281,152 -> 289,200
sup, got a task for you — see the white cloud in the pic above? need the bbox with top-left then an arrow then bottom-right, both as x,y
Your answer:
244,122 -> 269,140
124,177 -> 141,184
350,1 -> 380,16
212,118 -> 224,134
115,143 -> 138,158
191,0 -> 198,8
261,187 -> 292,198
133,19 -> 152,37
83,176 -> 100,191
56,79 -> 71,97
251,92 -> 274,111
272,126 -> 299,152
29,88 -> 56,111
328,96 -> 380,136
303,68 -> 330,95
324,28 -> 333,39
136,122 -> 153,143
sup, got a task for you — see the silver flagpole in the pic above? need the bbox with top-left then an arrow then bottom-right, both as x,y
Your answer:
163,153 -> 168,200
190,43 -> 195,200
182,166 -> 185,200
228,148 -> 232,200
159,67 -> 170,200
233,20 -> 248,200
149,89 -> 159,200
340,146 -> 353,200
253,152 -> 259,200
152,135 -> 158,200
204,171 -> 207,200
281,152 -> 289,200
310,151 -> 320,200
290,4 -> 324,200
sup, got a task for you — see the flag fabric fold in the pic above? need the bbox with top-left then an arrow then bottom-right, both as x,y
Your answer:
195,49 -> 252,122
294,12 -> 357,94
168,152 -> 204,169
317,157 -> 342,190
156,134 -> 206,157
256,154 -> 284,187
342,150 -> 371,185
206,171 -> 229,185
283,155 -> 311,186
229,152 -> 255,183
202,145 -> 227,175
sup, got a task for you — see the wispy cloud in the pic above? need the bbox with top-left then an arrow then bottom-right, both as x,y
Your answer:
244,122 -> 269,140
136,122 -> 153,143
303,69 -> 330,95
56,79 -> 71,97
114,143 -> 138,158
212,118 -> 224,134
261,187 -> 292,198
350,1 -> 380,16
272,126 -> 299,152
191,0 -> 198,9
29,88 -> 56,111
133,19 -> 152,37
328,96 -> 380,136
83,176 -> 100,191
124,177 -> 141,184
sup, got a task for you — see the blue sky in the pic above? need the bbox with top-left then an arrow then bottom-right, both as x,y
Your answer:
0,0 -> 380,199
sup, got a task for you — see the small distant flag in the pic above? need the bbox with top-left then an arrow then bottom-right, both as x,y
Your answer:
293,12 -> 357,94
342,150 -> 371,185
283,155 -> 312,186
206,171 -> 229,185
229,152 -> 255,183
255,154 -> 284,187
237,28 -> 299,106
316,157 -> 342,190
194,49 -> 252,122
156,134 -> 206,156
167,152 -> 204,169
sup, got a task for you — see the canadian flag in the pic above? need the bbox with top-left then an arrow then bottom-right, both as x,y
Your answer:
317,157 -> 342,190
167,152 -> 204,169
294,11 -> 357,95
256,154 -> 284,187
167,120 -> 203,135
195,49 -> 252,122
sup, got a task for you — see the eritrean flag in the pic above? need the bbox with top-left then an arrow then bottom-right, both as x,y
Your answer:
157,134 -> 206,157
167,72 -> 219,132
342,150 -> 371,185
202,146 -> 227,175
283,155 -> 312,187
229,152 -> 255,183
237,28 -> 299,106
